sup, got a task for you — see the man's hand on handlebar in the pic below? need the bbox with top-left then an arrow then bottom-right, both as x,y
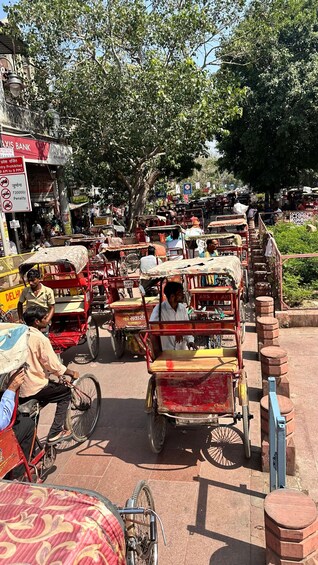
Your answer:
188,342 -> 198,350
62,369 -> 79,383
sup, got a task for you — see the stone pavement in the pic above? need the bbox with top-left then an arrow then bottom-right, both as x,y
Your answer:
38,323 -> 318,564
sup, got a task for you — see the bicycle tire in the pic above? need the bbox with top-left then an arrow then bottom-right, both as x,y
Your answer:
130,481 -> 158,565
242,404 -> 251,459
86,316 -> 100,360
66,374 -> 101,443
240,300 -> 246,344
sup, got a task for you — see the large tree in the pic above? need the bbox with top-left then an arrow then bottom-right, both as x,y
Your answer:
216,0 -> 318,194
7,0 -> 246,227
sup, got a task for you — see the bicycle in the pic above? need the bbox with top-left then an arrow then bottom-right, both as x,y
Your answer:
0,372 -> 101,482
118,480 -> 166,565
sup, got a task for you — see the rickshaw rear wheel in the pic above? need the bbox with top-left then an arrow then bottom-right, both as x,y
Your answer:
128,480 -> 158,565
242,404 -> 251,459
42,444 -> 57,470
244,268 -> 249,302
240,300 -> 246,344
147,396 -> 166,454
86,316 -> 100,360
110,329 -> 125,359
67,374 -> 101,443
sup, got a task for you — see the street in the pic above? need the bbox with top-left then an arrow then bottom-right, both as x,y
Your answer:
39,316 -> 266,565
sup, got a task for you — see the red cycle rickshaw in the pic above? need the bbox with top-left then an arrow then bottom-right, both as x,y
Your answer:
139,256 -> 252,458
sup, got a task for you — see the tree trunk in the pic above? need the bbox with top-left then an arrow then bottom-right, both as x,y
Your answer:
128,169 -> 161,232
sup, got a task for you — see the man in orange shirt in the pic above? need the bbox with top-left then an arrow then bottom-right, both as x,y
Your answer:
20,306 -> 78,444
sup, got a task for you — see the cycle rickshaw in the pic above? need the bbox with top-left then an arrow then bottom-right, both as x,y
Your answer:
0,479 -> 162,564
139,256 -> 251,458
19,246 -> 100,360
0,323 -> 101,482
144,225 -> 186,261
0,325 -> 161,563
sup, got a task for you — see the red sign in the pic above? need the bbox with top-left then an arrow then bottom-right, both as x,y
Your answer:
1,135 -> 50,162
0,157 -> 32,213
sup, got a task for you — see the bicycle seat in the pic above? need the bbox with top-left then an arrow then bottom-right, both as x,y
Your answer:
18,399 -> 40,416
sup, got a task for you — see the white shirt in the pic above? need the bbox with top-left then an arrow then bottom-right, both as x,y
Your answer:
150,300 -> 193,350
140,255 -> 162,274
166,238 -> 183,260
185,226 -> 205,255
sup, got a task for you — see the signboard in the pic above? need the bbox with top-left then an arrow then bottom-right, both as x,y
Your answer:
10,220 -> 20,229
0,157 -> 32,213
1,134 -> 72,166
72,195 -> 89,204
94,216 -> 113,226
183,183 -> 192,195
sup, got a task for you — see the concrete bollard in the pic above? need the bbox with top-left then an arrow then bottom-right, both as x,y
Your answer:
256,296 -> 274,318
260,394 -> 296,475
257,316 -> 280,352
253,262 -> 268,271
264,489 -> 318,564
254,271 -> 269,284
260,346 -> 290,398
255,281 -> 272,298
248,218 -> 255,231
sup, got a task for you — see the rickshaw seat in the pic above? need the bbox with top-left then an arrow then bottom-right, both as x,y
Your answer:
150,349 -> 238,372
54,297 -> 85,314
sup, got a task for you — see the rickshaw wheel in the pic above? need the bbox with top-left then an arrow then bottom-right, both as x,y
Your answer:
125,252 -> 140,273
244,268 -> 249,302
86,316 -> 100,360
240,300 -> 246,344
242,404 -> 251,459
147,392 -> 166,454
110,329 -> 125,359
127,481 -> 158,565
67,374 -> 101,442
43,444 -> 57,470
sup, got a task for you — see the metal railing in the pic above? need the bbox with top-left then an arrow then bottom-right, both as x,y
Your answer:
268,377 -> 286,491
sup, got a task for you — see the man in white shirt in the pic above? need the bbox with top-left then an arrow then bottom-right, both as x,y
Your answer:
166,229 -> 183,260
140,246 -> 161,296
150,281 -> 196,350
186,218 -> 204,256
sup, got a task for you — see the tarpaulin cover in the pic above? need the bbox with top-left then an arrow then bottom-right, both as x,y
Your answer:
19,246 -> 89,275
0,323 -> 29,375
143,255 -> 242,286
0,480 -> 126,564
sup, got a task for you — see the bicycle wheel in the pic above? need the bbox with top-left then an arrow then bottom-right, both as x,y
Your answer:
129,481 -> 158,565
147,384 -> 166,454
125,252 -> 140,273
110,329 -> 125,359
66,374 -> 101,443
240,300 -> 246,344
86,315 -> 99,360
242,404 -> 251,459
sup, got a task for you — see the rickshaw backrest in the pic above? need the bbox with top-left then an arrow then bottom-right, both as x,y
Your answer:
149,320 -> 237,335
0,427 -> 27,479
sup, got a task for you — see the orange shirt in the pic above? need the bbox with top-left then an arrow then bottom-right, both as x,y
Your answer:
20,327 -> 67,397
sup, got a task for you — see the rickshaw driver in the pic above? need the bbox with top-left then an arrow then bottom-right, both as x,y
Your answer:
17,269 -> 55,329
149,281 -> 197,350
19,306 -> 78,444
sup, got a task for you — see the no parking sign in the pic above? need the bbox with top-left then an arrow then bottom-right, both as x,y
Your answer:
0,156 -> 32,213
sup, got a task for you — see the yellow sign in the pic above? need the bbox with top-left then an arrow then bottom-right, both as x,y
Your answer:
0,252 -> 33,312
0,284 -> 24,312
94,216 -> 112,226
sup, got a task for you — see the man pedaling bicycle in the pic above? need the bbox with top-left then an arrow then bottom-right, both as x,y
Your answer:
20,305 -> 78,444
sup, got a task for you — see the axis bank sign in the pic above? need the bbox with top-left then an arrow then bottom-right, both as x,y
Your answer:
1,135 -> 72,165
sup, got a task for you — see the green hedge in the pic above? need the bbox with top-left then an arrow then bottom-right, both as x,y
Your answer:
272,222 -> 318,307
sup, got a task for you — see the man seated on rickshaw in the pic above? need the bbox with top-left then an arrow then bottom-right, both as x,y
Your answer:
19,306 -> 78,444
149,281 -> 196,350
166,229 -> 183,260
200,239 -> 219,286
139,245 -> 162,296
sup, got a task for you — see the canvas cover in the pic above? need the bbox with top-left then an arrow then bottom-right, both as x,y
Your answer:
0,323 -> 29,376
185,233 -> 237,241
208,218 -> 248,228
143,255 -> 242,285
19,245 -> 89,275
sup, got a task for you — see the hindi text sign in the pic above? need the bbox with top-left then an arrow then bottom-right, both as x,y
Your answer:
0,157 -> 32,213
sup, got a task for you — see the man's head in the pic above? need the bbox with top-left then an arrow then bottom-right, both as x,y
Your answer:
23,305 -> 47,329
27,269 -> 41,291
148,245 -> 156,256
164,281 -> 184,309
191,216 -> 200,227
172,229 -> 179,240
206,239 -> 219,254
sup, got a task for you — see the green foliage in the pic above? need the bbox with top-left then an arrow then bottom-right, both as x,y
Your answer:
215,0 -> 318,193
6,0 -> 247,225
272,222 -> 318,306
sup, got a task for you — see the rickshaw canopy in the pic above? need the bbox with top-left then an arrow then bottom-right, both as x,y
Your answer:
208,218 -> 248,228
19,246 -> 89,275
145,224 -> 185,234
143,255 -> 242,286
185,233 -> 237,242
